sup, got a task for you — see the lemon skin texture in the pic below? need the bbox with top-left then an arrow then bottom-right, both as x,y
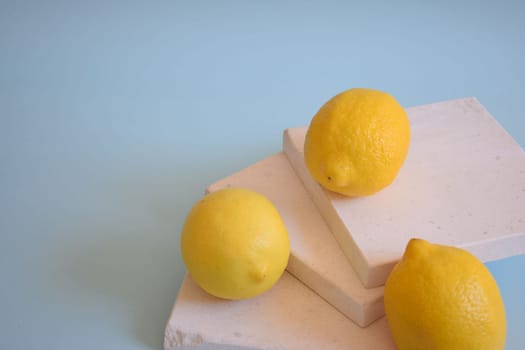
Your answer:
180,188 -> 290,300
384,238 -> 506,350
304,88 -> 410,197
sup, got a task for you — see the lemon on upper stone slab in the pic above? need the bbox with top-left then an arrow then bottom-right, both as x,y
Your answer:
180,188 -> 290,300
304,88 -> 411,196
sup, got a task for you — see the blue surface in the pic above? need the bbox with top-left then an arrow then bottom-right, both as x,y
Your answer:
1,1 -> 524,349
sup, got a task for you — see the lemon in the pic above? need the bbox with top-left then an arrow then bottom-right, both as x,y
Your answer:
180,188 -> 290,300
384,238 -> 506,350
304,88 -> 410,196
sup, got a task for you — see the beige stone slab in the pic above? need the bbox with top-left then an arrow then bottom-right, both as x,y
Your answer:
164,272 -> 394,350
207,153 -> 383,327
284,97 -> 525,288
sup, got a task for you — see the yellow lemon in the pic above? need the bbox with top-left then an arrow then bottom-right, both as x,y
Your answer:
384,238 -> 506,350
180,188 -> 290,300
304,88 -> 410,196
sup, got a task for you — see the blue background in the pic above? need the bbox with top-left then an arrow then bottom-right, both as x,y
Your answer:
1,1 -> 524,349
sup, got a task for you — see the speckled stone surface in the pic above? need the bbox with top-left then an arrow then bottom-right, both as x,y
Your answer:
164,272 -> 394,350
284,97 -> 525,288
207,153 -> 383,327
